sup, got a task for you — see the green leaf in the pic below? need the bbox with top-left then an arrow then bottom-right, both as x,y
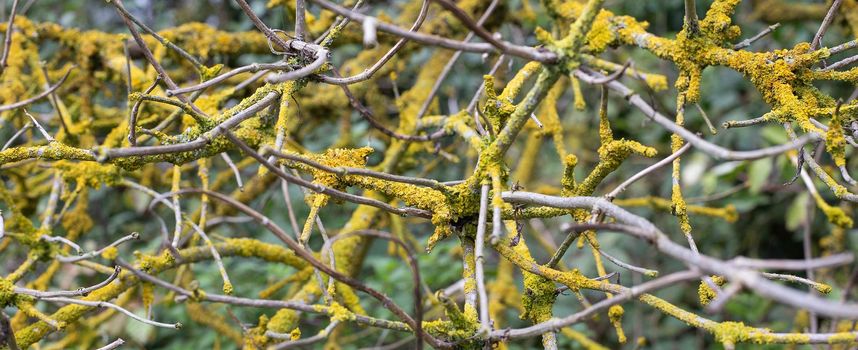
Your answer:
748,159 -> 773,194
786,193 -> 809,231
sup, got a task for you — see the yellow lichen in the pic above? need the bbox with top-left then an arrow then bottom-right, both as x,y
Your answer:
327,302 -> 355,322
100,246 -> 118,260
698,276 -> 727,306
608,305 -> 627,343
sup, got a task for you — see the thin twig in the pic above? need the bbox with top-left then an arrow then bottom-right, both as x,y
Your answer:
1,121 -> 31,150
57,232 -> 140,263
94,338 -> 125,350
589,242 -> 658,277
722,116 -> 769,129
128,76 -> 161,146
220,152 -> 244,191
310,0 -> 556,63
416,0 -> 500,120
589,60 -> 631,84
474,184 -> 492,335
264,148 -> 450,192
16,266 -> 121,298
695,103 -> 718,135
761,272 -> 831,293
167,61 -> 289,96
0,67 -> 73,113
271,322 -> 339,349
24,110 -> 54,142
822,54 -> 858,71
810,0 -> 843,51
605,142 -> 692,200
0,0 -> 19,75
38,65 -> 70,136
331,67 -> 445,142
733,23 -> 781,50
546,226 -> 580,268
279,173 -> 301,236
502,192 -> 858,318
830,39 -> 858,55
317,0 -> 428,85
111,0 -> 202,68
41,296 -> 181,329
731,253 -> 854,270
171,188 -> 445,347
576,70 -> 819,160
40,234 -> 81,254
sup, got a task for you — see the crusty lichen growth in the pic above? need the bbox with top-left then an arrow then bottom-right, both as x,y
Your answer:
698,275 -> 727,306
615,197 -> 739,223
809,190 -> 854,229
4,0 -> 858,348
608,305 -> 627,343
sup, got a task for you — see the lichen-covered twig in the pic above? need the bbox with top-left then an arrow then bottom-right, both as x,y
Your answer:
501,192 -> 858,319
810,0 -> 843,51
15,266 -> 121,298
41,296 -> 181,329
57,233 -> 139,263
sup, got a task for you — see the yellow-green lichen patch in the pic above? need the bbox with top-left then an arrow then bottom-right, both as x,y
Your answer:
0,278 -> 15,307
222,238 -> 307,269
327,302 -> 356,322
423,288 -> 481,343
100,246 -> 119,260
698,276 -> 726,306
809,190 -> 854,229
608,305 -> 627,343
615,197 -> 739,223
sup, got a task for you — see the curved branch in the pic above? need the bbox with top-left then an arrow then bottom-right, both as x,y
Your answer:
0,67 -> 74,112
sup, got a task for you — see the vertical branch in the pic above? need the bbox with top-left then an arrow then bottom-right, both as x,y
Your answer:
0,0 -> 19,75
684,0 -> 699,35
123,40 -> 132,96
489,170 -> 504,244
474,184 -> 492,334
39,65 -> 71,137
0,311 -> 19,350
415,0 -> 501,119
802,171 -> 819,333
279,173 -> 301,236
127,76 -> 161,146
810,0 -> 843,51
112,0 -> 204,116
295,0 -> 306,40
233,0 -> 291,50
461,238 -> 477,311
40,172 -> 63,229
171,164 -> 183,247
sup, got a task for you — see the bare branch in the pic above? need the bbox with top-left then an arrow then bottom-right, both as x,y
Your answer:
0,0 -> 19,75
0,67 -> 73,113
